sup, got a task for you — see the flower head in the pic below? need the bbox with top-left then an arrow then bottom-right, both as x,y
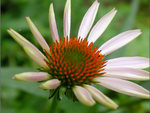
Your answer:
44,37 -> 106,88
8,0 -> 149,109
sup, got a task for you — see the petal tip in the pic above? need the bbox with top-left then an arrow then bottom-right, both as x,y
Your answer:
12,76 -> 16,80
143,93 -> 150,99
49,3 -> 54,14
113,104 -> 119,109
25,16 -> 30,21
7,28 -> 13,32
137,29 -> 142,33
9,28 -> 14,33
39,84 -> 45,89
7,29 -> 11,33
25,16 -> 30,19
134,29 -> 142,36
95,0 -> 100,4
132,29 -> 142,34
113,8 -> 117,12
12,74 -> 23,81
50,3 -> 53,9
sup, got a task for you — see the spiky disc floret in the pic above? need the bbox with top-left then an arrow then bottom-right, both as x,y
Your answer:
44,37 -> 106,88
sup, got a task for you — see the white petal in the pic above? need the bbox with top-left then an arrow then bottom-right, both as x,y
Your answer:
94,77 -> 150,99
98,29 -> 142,55
103,67 -> 150,81
84,85 -> 118,109
13,72 -> 51,81
7,29 -> 48,69
64,0 -> 71,39
26,17 -> 50,52
106,57 -> 150,69
88,8 -> 117,43
40,79 -> 61,89
77,0 -> 99,39
73,85 -> 95,106
23,47 -> 49,69
49,3 -> 59,42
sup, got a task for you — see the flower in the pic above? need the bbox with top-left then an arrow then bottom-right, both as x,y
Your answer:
7,0 -> 149,109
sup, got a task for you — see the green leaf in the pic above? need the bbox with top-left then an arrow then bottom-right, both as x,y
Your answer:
1,67 -> 48,98
58,96 -> 90,113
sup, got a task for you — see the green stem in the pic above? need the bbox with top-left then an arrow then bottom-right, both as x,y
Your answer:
49,94 -> 58,113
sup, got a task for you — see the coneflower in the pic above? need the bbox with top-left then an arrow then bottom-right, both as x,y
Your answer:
8,0 -> 149,110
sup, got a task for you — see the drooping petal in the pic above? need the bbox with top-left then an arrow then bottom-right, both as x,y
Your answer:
73,85 -> 95,106
23,47 -> 49,69
98,29 -> 142,55
40,79 -> 61,89
13,72 -> 51,81
49,3 -> 59,42
26,17 -> 50,52
106,57 -> 150,69
103,67 -> 150,81
77,0 -> 99,39
64,0 -> 71,39
87,8 -> 117,43
7,29 -> 48,69
94,77 -> 150,99
84,85 -> 118,109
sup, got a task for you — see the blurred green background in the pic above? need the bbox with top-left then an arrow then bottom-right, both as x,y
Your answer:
1,0 -> 149,113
